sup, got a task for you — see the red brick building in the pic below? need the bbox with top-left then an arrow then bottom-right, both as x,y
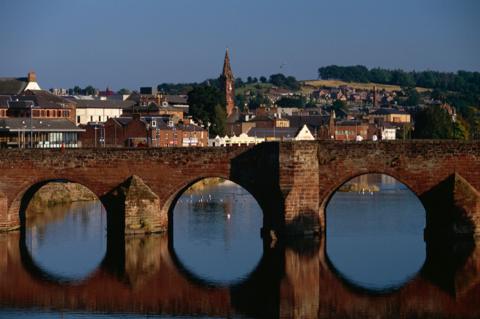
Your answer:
80,115 -> 207,148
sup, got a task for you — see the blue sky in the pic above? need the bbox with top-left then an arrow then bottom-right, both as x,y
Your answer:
0,0 -> 478,90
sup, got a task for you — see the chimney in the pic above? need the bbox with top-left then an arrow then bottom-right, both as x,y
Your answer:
27,71 -> 37,82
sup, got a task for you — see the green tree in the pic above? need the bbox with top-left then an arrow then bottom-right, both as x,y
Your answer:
269,73 -> 300,90
235,94 -> 247,111
413,105 -> 454,139
259,76 -> 267,83
276,96 -> 306,108
212,104 -> 226,136
234,78 -> 244,88
397,123 -> 413,140
84,85 -> 96,96
332,100 -> 348,113
73,86 -> 82,95
452,118 -> 469,140
187,86 -> 226,136
247,93 -> 271,110
403,87 -> 420,106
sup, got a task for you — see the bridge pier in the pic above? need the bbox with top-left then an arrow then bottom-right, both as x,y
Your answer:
102,175 -> 167,235
0,192 -> 18,232
279,142 -> 322,237
422,174 -> 480,239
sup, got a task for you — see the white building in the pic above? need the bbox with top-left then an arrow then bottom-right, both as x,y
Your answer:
209,133 -> 264,147
381,127 -> 397,140
209,124 -> 314,146
74,100 -> 136,124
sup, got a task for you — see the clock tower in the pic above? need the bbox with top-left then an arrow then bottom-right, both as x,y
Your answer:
220,48 -> 235,117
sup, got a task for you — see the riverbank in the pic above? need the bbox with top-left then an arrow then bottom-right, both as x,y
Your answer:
338,183 -> 380,193
27,183 -> 97,213
185,178 -> 227,193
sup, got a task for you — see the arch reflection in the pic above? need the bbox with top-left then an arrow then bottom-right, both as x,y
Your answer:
1,230 -> 479,318
23,181 -> 107,283
326,173 -> 426,292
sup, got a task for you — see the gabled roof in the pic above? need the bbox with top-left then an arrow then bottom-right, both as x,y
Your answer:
0,78 -> 28,95
16,90 -> 75,108
113,117 -> 133,126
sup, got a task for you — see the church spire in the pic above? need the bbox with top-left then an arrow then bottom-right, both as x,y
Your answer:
222,48 -> 234,80
220,48 -> 235,117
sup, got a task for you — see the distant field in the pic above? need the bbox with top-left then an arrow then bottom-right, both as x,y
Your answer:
302,79 -> 430,93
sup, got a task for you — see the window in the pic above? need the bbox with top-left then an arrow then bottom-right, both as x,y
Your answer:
77,116 -> 80,124
90,116 -> 93,122
98,116 -> 101,121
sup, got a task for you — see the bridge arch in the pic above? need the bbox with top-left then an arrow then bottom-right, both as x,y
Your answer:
162,175 -> 268,233
318,170 -> 426,233
319,170 -> 423,217
8,177 -> 104,229
322,172 -> 427,292
166,176 -> 265,286
12,178 -> 108,284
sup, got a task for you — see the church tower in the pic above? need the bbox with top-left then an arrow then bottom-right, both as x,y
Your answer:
220,48 -> 235,117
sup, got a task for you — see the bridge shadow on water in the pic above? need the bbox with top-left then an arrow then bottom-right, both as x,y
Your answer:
0,227 -> 477,318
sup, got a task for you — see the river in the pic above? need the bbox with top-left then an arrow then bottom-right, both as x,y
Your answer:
0,175 -> 478,318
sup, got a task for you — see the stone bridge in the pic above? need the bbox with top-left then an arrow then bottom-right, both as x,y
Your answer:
0,141 -> 479,238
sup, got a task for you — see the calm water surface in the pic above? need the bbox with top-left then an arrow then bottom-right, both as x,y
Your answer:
326,174 -> 426,291
0,176 -> 478,319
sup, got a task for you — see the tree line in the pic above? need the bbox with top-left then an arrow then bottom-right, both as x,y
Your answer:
158,73 -> 300,95
318,65 -> 480,95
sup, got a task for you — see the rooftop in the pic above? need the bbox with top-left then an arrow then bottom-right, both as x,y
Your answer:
15,90 -> 75,108
75,99 -> 136,109
0,118 -> 84,132
0,78 -> 28,95
247,127 -> 299,138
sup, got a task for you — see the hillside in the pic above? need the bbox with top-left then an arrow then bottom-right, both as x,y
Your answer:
302,79 -> 430,93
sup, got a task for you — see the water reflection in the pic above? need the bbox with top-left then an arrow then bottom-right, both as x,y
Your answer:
326,174 -> 426,292
172,179 -> 263,285
1,231 -> 479,318
25,201 -> 107,283
0,181 -> 479,318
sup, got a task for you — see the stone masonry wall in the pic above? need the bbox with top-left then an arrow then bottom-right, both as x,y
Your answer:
0,141 -> 479,237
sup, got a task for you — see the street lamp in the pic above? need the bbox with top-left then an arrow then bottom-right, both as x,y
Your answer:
30,103 -> 33,148
94,126 -> 98,148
